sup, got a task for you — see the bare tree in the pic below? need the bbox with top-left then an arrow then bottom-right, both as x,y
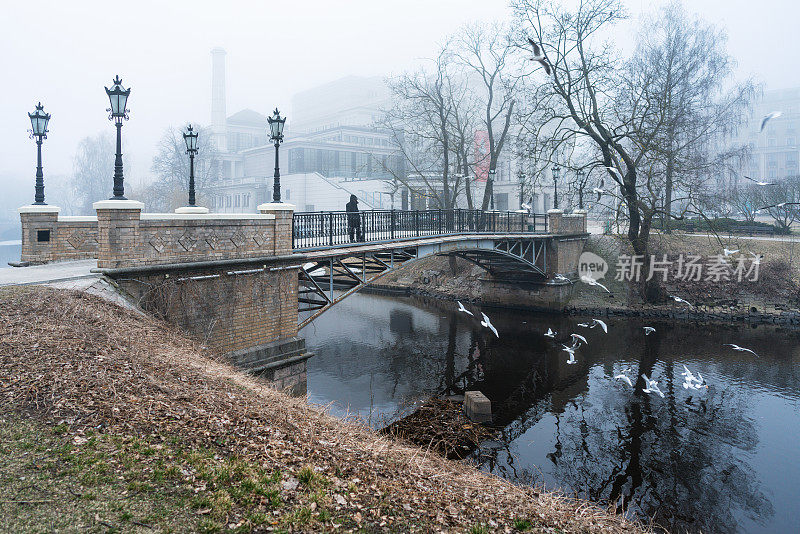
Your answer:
383,49 -> 468,209
514,0 -> 754,300
454,22 -> 521,211
71,132 -> 114,214
758,176 -> 800,230
143,124 -> 219,212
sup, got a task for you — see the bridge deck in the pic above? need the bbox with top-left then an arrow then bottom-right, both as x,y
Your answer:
297,232 -> 556,259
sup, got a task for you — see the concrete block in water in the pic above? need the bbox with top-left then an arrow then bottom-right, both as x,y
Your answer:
464,391 -> 492,423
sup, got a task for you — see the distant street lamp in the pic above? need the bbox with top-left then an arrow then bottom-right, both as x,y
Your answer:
105,75 -> 131,200
183,124 -> 199,206
267,108 -> 286,202
28,102 -> 51,205
552,164 -> 560,209
576,168 -> 585,209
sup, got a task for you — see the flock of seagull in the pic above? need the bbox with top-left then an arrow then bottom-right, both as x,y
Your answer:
455,296 -> 760,400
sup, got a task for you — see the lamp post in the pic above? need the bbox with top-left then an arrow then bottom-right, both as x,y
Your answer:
28,102 -> 51,205
104,75 -> 131,200
183,125 -> 199,206
552,164 -> 560,209
267,108 -> 286,202
576,168 -> 585,209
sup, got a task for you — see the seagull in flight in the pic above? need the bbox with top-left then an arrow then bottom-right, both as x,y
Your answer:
760,111 -> 782,132
592,187 -> 606,202
554,273 -> 573,284
561,343 -> 578,364
759,202 -> 800,210
614,371 -> 633,387
457,301 -> 474,316
578,319 -> 608,333
480,312 -> 499,338
580,275 -> 611,293
589,318 -> 608,333
723,248 -> 739,257
681,365 -> 708,390
544,328 -> 557,338
526,38 -> 552,75
750,252 -> 763,265
743,175 -> 775,186
725,343 -> 758,357
571,333 -> 588,346
643,326 -> 656,336
641,374 -> 665,398
670,295 -> 693,307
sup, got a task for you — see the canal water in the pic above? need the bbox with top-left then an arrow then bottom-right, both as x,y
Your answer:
301,292 -> 800,533
0,241 -> 21,269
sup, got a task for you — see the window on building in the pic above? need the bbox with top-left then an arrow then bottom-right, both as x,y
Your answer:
788,138 -> 796,147
305,204 -> 315,212
768,138 -> 777,147
285,189 -> 291,200
226,195 -> 231,207
244,194 -> 250,207
768,169 -> 777,179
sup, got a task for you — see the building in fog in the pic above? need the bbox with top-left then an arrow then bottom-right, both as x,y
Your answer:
203,48 -> 547,214
735,87 -> 800,182
206,49 -> 403,213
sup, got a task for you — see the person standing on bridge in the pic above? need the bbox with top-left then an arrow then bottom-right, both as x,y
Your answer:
346,194 -> 363,242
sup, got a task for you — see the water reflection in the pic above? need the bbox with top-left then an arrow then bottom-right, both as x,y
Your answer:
302,293 -> 800,533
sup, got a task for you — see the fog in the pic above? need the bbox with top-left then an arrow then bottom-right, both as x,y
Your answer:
0,0 -> 797,192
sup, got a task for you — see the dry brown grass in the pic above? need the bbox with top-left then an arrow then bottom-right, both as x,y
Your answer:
0,285 -> 646,533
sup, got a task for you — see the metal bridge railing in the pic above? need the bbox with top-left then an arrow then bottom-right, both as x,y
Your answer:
292,209 -> 547,249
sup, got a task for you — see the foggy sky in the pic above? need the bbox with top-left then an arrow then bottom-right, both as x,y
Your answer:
1,0 -> 797,187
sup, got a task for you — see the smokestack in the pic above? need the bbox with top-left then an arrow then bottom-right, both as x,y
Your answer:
211,47 -> 227,150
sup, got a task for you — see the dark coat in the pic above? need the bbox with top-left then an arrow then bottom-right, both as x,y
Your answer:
346,199 -> 360,226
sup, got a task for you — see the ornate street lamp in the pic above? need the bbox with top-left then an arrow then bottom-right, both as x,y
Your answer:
28,102 -> 51,205
183,124 -> 199,206
105,75 -> 131,200
552,164 -> 560,209
576,168 -> 585,209
267,108 -> 286,203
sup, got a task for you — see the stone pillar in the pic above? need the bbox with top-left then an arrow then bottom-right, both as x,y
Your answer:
547,208 -> 564,234
17,205 -> 60,264
572,209 -> 588,233
257,203 -> 295,255
93,200 -> 144,269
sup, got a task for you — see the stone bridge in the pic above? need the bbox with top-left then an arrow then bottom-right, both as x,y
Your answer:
15,201 -> 589,394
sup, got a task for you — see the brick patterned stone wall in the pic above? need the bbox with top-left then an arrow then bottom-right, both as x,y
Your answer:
94,201 -> 286,269
19,207 -> 99,264
114,264 -> 306,393
116,266 -> 299,355
547,209 -> 587,235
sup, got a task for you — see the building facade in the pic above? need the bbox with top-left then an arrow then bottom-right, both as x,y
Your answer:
737,87 -> 800,182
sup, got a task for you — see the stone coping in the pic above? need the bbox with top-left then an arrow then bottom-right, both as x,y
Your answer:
59,216 -> 98,222
93,200 -> 145,210
547,209 -> 564,214
139,213 -> 275,221
18,205 -> 61,214
175,206 -> 210,214
257,202 -> 296,212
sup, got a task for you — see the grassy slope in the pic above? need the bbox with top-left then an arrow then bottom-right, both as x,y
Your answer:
0,286 -> 642,533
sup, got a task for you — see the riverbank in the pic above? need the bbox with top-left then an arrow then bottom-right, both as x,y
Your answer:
0,286 -> 642,533
372,233 -> 800,325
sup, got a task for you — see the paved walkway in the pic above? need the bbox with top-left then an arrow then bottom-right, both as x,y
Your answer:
0,260 -> 98,287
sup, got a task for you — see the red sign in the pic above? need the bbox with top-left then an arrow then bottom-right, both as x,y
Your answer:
474,130 -> 490,182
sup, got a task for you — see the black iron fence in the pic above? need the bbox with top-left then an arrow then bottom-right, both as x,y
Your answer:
292,209 -> 547,249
